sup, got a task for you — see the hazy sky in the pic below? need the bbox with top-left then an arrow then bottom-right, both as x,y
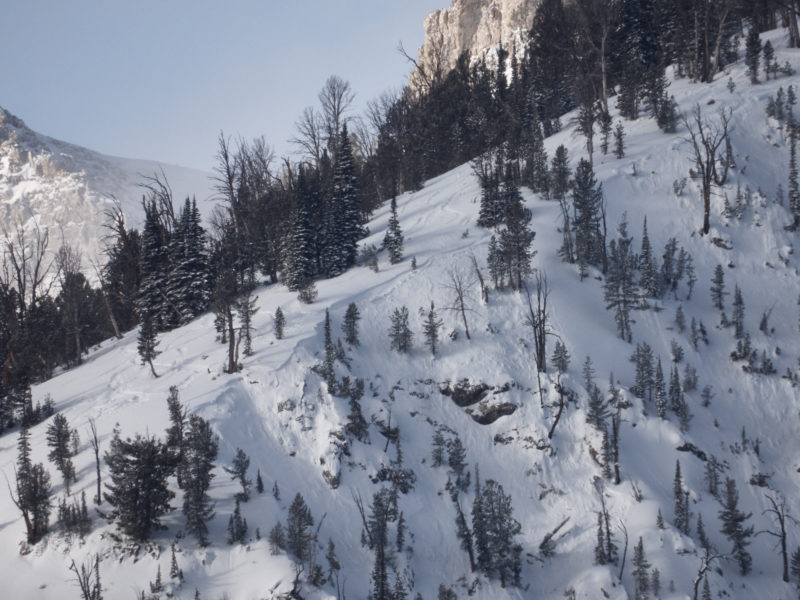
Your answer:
2,1 -> 446,171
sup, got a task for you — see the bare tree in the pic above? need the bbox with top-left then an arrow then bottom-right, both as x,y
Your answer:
56,243 -> 86,364
444,267 -> 475,340
681,105 -> 733,234
88,418 -> 102,505
69,554 -> 103,600
291,106 -> 325,166
757,493 -> 797,582
523,272 -> 551,372
1,222 -> 58,314
573,0 -> 620,114
318,75 -> 355,153
691,549 -> 727,600
469,254 -> 488,304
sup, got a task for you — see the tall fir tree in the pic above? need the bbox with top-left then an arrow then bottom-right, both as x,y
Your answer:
571,159 -> 605,279
718,477 -> 753,575
182,415 -> 218,546
383,197 -> 404,264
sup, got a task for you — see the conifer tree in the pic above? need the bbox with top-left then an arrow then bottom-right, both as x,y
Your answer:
571,159 -> 604,279
388,306 -> 412,353
136,200 -> 171,330
551,340 -> 571,373
638,218 -> 659,299
472,479 -> 522,587
745,27 -> 762,84
550,145 -> 571,203
718,477 -> 753,575
182,415 -> 218,546
46,413 -> 76,493
423,302 -> 443,357
710,264 -> 726,311
284,168 -> 317,290
731,285 -> 745,339
169,197 -> 210,322
383,197 -> 404,264
235,289 -> 258,357
13,426 -> 52,543
321,309 -> 337,389
287,492 -> 314,564
103,430 -> 174,541
614,123 -> 626,158
654,359 -> 667,418
137,312 -> 160,377
342,302 -> 360,346
273,307 -> 285,340
225,448 -> 252,502
631,537 -> 650,600
673,460 -> 689,534
604,214 -> 638,341
227,497 -> 248,544
498,169 -> 536,290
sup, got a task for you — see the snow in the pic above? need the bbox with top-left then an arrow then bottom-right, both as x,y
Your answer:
1,27 -> 799,600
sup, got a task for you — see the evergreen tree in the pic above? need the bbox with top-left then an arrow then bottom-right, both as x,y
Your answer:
594,512 -> 608,564
256,470 -> 264,494
498,169 -> 536,289
571,159 -> 604,279
342,302 -> 360,346
287,492 -> 314,564
762,40 -> 775,80
654,359 -> 667,418
447,436 -> 470,492
789,86 -> 800,228
344,377 -> 369,442
731,285 -> 745,339
745,27 -> 762,84
13,426 -> 52,543
137,312 -> 160,377
710,264 -> 726,311
284,168 -> 318,290
673,460 -> 689,534
472,478 -> 522,587
235,289 -> 258,357
169,197 -> 210,322
604,214 -> 639,341
136,200 -> 171,330
273,307 -> 285,340
638,218 -> 659,299
388,306 -> 413,353
614,123 -> 626,158
227,498 -> 248,544
320,309 -> 337,389
182,415 -> 218,546
718,477 -> 753,575
383,197 -> 404,264
551,340 -> 571,373
225,448 -> 252,502
103,430 -> 174,541
46,413 -> 76,493
368,488 -> 395,600
423,302 -> 443,357
550,145 -> 572,203
631,537 -> 650,600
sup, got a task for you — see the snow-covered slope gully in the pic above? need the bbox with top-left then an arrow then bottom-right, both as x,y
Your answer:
0,107 -> 214,270
3,29 -> 800,600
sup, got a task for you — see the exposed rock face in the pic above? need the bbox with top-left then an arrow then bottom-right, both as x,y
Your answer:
0,105 -> 213,278
416,0 -> 539,84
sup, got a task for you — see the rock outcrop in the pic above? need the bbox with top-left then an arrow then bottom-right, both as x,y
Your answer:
415,0 -> 539,86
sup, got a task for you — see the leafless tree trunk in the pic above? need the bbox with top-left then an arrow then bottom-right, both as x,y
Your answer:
618,520 -> 629,581
89,418 -> 102,504
523,272 -> 550,372
319,75 -> 355,155
445,268 -> 474,340
681,105 -> 732,234
69,555 -> 102,600
691,550 -> 727,600
469,254 -> 488,304
757,493 -> 797,582
291,106 -> 325,167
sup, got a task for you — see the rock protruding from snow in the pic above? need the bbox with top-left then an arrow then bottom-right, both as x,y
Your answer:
415,0 -> 538,87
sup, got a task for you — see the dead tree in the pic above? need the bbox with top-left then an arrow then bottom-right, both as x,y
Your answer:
691,550 -> 727,600
682,105 -> 733,234
469,254 -> 488,304
523,272 -> 551,372
88,418 -> 102,505
757,493 -> 797,582
444,267 -> 475,340
69,555 -> 103,600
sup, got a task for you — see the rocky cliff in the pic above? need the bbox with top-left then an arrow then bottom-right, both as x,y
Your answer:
415,0 -> 539,85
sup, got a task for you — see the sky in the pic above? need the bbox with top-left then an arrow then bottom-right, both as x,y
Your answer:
1,1 -> 446,172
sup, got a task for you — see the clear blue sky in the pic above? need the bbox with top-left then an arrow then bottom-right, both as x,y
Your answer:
1,1 -> 445,171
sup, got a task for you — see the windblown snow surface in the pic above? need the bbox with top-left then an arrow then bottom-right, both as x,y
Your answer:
2,28 -> 800,600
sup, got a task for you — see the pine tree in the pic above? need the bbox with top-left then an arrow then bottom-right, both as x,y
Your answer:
273,307 -> 285,340
383,197 -> 404,264
473,479 -> 522,587
227,498 -> 248,544
136,200 -> 171,330
256,470 -> 264,494
284,168 -> 317,290
631,537 -> 650,600
344,377 -> 369,443
789,86 -> 800,228
550,145 -> 571,203
342,302 -> 360,346
718,477 -> 753,575
604,214 -> 638,341
673,460 -> 688,534
137,312 -> 160,377
321,309 -> 337,389
551,340 -> 571,373
697,512 -> 710,550
169,197 -> 210,322
235,289 -> 258,357
731,285 -> 745,339
423,302 -> 443,357
388,306 -> 413,353
182,415 -> 218,546
571,159 -> 604,279
46,413 -> 76,493
710,264 -> 726,311
287,492 -> 314,564
269,522 -> 286,554
639,218 -> 659,299
762,40 -> 775,80
614,123 -> 626,158
745,27 -> 762,84
13,426 -> 52,543
447,436 -> 470,492
594,512 -> 608,564
654,359 -> 667,418
225,448 -> 252,502
103,430 -> 174,541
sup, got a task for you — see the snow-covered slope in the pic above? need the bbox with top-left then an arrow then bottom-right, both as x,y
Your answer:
0,106 -> 214,270
2,29 -> 800,600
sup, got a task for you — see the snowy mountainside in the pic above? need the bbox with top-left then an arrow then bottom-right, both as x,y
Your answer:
3,29 -> 800,599
0,106 -> 214,269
